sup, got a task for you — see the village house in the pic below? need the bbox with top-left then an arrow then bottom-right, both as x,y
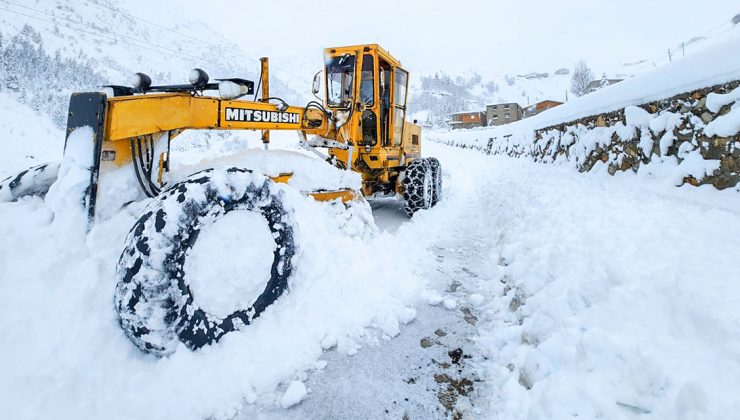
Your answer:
524,99 -> 563,117
486,102 -> 523,126
449,99 -> 563,129
450,111 -> 487,130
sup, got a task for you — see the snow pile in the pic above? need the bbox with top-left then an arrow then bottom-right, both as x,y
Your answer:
474,162 -> 740,417
170,145 -> 362,192
704,86 -> 740,137
280,381 -> 308,409
91,131 -> 362,222
0,92 -> 63,178
421,142 -> 740,419
0,140 -> 425,419
44,126 -> 94,236
186,210 -> 276,317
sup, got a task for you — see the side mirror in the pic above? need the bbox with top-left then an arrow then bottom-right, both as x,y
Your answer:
312,70 -> 322,95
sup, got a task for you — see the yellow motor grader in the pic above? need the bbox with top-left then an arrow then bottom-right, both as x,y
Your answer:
0,44 -> 442,355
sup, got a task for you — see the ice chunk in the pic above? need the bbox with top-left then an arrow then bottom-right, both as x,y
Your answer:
469,293 -> 485,307
280,381 -> 307,409
443,298 -> 457,310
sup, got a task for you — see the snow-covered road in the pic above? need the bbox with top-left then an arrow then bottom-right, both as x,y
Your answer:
237,184 -> 491,419
240,140 -> 740,418
424,142 -> 740,418
1,140 -> 739,419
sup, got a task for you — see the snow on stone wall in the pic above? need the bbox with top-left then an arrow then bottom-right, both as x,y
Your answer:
432,81 -> 740,190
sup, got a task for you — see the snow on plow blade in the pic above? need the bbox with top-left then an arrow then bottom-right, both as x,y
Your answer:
0,93 -> 105,229
63,92 -> 107,225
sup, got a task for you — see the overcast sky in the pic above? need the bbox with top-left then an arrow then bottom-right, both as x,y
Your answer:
164,0 -> 738,76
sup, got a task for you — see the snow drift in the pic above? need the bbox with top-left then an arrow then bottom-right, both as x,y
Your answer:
0,138 -> 426,420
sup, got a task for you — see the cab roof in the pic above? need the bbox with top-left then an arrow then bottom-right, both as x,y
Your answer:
324,44 -> 402,68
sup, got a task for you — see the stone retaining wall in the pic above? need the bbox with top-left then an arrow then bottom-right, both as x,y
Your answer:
436,81 -> 740,190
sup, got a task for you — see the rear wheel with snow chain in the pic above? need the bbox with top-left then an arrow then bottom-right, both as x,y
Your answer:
402,158 -> 433,217
114,167 -> 296,356
427,157 -> 442,206
0,162 -> 60,202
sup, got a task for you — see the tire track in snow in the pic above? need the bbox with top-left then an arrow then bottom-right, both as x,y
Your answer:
237,146 -> 501,418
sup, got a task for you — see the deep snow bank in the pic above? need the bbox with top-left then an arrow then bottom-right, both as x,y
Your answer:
0,92 -> 63,178
0,140 -> 424,420
420,142 -> 740,419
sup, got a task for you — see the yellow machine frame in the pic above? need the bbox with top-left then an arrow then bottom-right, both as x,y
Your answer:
70,44 -> 422,216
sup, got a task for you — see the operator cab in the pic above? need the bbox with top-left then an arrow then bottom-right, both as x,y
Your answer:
322,44 -> 412,151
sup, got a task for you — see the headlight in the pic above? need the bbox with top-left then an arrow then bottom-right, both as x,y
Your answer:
219,80 -> 250,100
189,68 -> 209,87
131,72 -> 151,90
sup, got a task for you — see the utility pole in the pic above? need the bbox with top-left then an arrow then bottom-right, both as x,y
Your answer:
682,42 -> 685,57
668,49 -> 672,62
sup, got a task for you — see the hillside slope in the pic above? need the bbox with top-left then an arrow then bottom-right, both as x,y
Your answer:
0,0 -> 303,126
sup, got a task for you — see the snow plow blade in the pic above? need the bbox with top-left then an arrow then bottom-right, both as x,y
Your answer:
64,92 -> 107,224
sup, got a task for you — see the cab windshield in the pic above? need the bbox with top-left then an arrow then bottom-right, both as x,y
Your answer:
326,54 -> 355,108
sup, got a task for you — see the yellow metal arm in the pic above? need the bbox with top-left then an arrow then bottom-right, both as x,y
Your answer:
104,93 -> 331,142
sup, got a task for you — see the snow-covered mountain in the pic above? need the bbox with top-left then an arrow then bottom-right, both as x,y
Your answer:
0,0 -> 314,174
0,0 -> 304,117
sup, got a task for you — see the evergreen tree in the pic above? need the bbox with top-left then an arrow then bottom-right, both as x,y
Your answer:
1,25 -> 106,126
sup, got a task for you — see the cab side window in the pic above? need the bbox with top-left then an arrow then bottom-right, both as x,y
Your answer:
360,54 -> 374,105
380,60 -> 392,146
392,68 -> 409,146
395,68 -> 408,107
360,54 -> 377,146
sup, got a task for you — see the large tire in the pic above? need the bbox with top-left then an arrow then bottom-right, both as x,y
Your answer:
114,167 -> 296,356
402,159 -> 433,217
0,162 -> 60,202
427,157 -> 442,206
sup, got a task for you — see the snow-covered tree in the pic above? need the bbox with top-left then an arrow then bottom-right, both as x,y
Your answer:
0,25 -> 106,126
484,80 -> 499,94
409,72 -> 474,127
504,74 -> 515,86
570,59 -> 594,97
